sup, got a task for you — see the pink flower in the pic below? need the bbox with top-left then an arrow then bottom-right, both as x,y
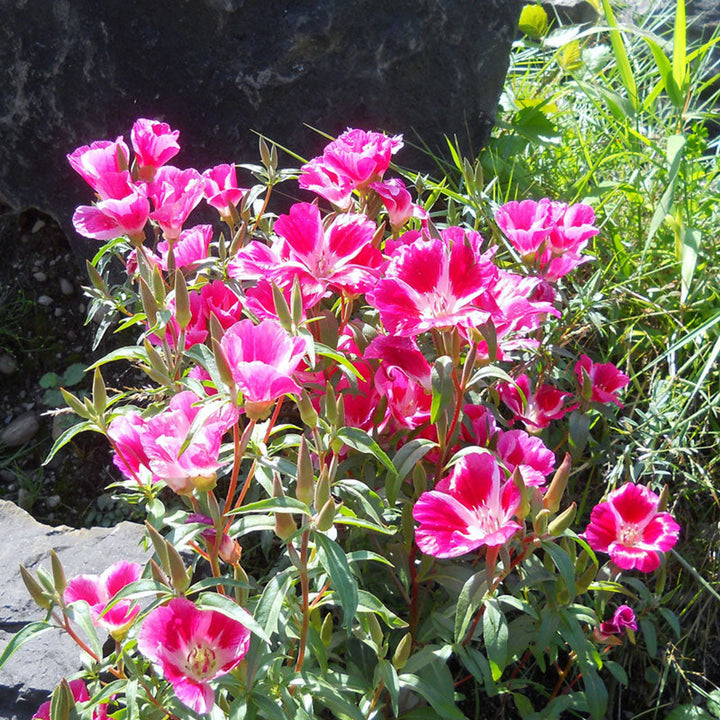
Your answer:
584,482 -> 680,572
202,164 -> 247,217
142,392 -> 238,494
547,201 -> 599,255
299,128 -> 403,208
131,118 -> 180,180
63,561 -> 142,639
367,229 -> 497,337
495,429 -> 555,487
67,137 -> 130,195
148,166 -> 205,240
460,404 -> 498,448
370,178 -> 427,231
575,354 -> 630,407
495,198 -> 553,258
219,319 -> 309,419
498,374 -> 574,434
598,605 -> 637,637
272,202 -> 381,304
365,335 -> 432,432
107,411 -> 152,481
72,187 -> 150,241
137,597 -> 251,715
155,224 -> 213,271
413,450 -> 522,558
33,679 -> 101,720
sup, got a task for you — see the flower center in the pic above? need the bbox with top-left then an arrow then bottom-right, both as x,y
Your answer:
468,504 -> 500,540
187,645 -> 217,679
618,523 -> 642,547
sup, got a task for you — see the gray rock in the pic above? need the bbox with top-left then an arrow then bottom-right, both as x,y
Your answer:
0,0 -> 522,256
58,279 -> 73,297
0,414 -> 39,448
0,355 -> 16,377
543,0 -> 599,25
0,501 -> 148,720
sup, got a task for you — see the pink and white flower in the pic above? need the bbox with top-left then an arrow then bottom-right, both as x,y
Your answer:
584,482 -> 680,572
67,137 -> 130,195
299,128 -> 403,208
575,354 -> 630,407
370,178 -> 427,232
413,450 -> 522,558
272,202 -> 382,304
137,597 -> 251,715
148,166 -> 205,240
367,229 -> 497,337
494,198 -> 553,259
598,605 -> 637,638
63,561 -> 142,639
131,118 -> 181,180
495,429 -> 556,487
72,186 -> 150,242
498,374 -> 574,434
202,164 -> 247,218
219,319 -> 309,419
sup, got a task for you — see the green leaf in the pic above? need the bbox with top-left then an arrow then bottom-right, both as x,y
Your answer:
398,672 -> 467,720
62,363 -> 87,386
43,420 -> 99,466
665,707 -> 713,720
581,666 -> 608,720
390,438 -> 437,504
376,660 -> 400,717
640,617 -> 658,657
315,532 -> 358,630
356,590 -> 408,628
229,496 -> 310,516
66,601 -> 103,658
454,571 -> 487,643
254,569 -> 295,638
336,427 -> 396,477
483,598 -> 509,680
196,592 -> 271,645
430,356 -> 455,424
600,0 -> 637,110
0,621 -> 54,670
518,4 -> 548,39
542,540 -> 576,599
680,227 -> 702,304
39,372 -> 59,389
672,0 -> 687,92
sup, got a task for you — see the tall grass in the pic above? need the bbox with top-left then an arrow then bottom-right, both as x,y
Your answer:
411,1 -> 720,715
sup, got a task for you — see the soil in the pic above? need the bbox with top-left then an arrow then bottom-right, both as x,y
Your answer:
0,204 -> 137,528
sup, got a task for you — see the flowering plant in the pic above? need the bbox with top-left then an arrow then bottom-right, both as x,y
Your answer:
3,120 -> 681,720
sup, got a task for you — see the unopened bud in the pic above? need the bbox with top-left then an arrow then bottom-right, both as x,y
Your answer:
314,497 -> 337,532
314,467 -> 331,511
297,390 -> 318,429
92,368 -> 107,415
576,562 -> 598,595
173,270 -> 191,330
548,502 -> 577,536
145,522 -> 170,572
60,388 -> 91,419
320,612 -> 333,646
295,437 -> 315,507
50,678 -> 75,720
533,508 -> 551,536
19,565 -> 52,609
50,551 -> 67,595
212,338 -> 236,391
234,563 -> 248,605
543,453 -> 572,513
167,542 -> 190,594
392,633 -> 412,670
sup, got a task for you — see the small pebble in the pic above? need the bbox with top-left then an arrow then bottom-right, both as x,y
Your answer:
0,354 -> 16,376
54,307 -> 64,317
0,412 -> 40,447
46,494 -> 61,508
33,271 -> 47,282
31,219 -> 46,233
78,303 -> 85,313
37,294 -> 53,306
17,487 -> 35,511
59,278 -> 74,295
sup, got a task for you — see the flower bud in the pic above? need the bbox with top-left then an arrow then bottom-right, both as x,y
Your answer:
314,497 -> 337,532
19,565 -> 52,610
533,508 -> 551,536
173,269 -> 191,331
296,390 -> 318,429
392,633 -> 412,670
543,453 -> 572,513
295,436 -> 315,507
320,612 -> 333,647
548,502 -> 577,536
273,475 -> 297,541
366,612 -> 384,651
92,367 -> 107,415
50,550 -> 67,595
167,542 -> 191,594
50,678 -> 76,720
314,466 -> 331,511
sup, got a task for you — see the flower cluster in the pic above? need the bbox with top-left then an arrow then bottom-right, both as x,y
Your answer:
15,121 -> 682,720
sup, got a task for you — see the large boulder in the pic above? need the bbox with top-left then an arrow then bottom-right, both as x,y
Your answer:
0,501 -> 148,720
0,0 -> 522,251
